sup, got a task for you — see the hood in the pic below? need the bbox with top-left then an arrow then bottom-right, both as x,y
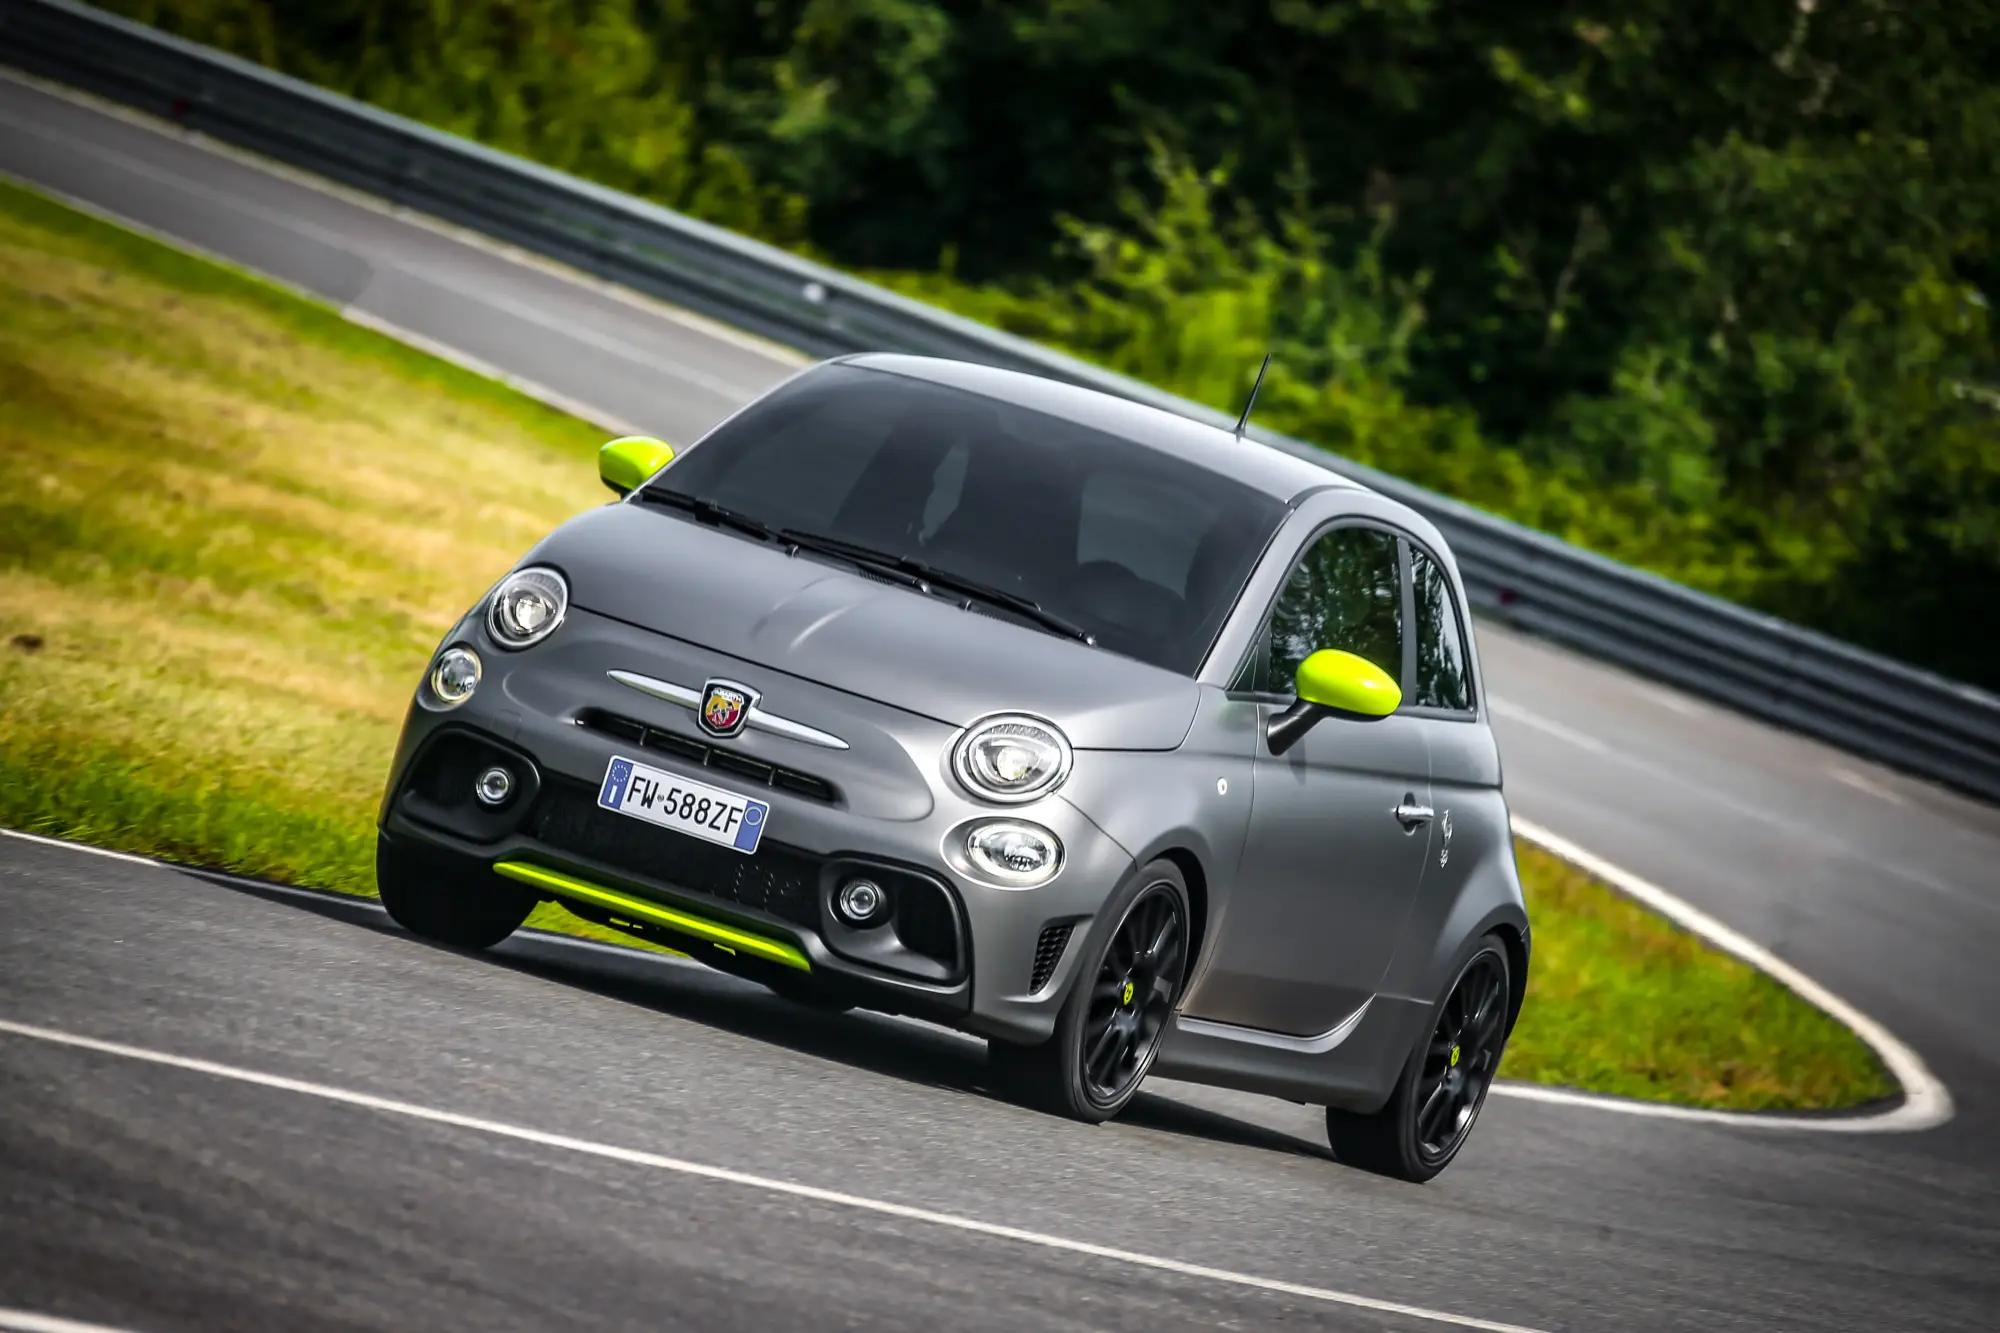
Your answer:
523,502 -> 1202,750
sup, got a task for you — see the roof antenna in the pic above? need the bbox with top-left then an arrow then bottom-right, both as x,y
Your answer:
1232,352 -> 1272,440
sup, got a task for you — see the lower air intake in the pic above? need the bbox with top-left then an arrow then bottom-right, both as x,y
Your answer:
1029,922 -> 1074,994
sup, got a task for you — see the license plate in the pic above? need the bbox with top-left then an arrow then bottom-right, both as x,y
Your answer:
597,755 -> 769,855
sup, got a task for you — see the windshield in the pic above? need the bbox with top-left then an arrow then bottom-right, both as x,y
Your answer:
646,363 -> 1287,675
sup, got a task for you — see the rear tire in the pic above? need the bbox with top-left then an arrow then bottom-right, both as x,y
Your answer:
376,837 -> 535,951
990,861 -> 1190,1123
1326,933 -> 1512,1183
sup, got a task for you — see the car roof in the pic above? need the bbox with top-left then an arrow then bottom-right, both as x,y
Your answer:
840,353 -> 1363,505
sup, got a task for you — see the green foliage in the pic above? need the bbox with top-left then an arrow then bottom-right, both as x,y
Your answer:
96,1 -> 2000,686
106,0 -> 805,241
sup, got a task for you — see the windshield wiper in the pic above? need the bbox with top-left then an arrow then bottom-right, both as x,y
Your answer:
635,488 -> 777,544
776,528 -> 1097,647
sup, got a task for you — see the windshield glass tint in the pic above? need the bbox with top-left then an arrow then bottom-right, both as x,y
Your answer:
651,364 -> 1286,674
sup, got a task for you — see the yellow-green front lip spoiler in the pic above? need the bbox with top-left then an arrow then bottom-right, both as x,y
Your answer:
492,860 -> 811,972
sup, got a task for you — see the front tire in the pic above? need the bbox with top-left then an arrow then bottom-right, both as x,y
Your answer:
990,861 -> 1191,1123
1326,934 -> 1512,1183
376,837 -> 535,951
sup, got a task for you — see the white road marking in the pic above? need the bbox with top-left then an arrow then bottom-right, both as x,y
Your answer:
0,1017 -> 1550,1333
339,307 -> 648,436
3,825 -> 1953,1130
0,110 -> 761,406
388,269 -> 766,402
0,1312 -> 150,1333
0,67 -> 813,370
0,828 -> 157,867
1486,699 -> 1609,754
1486,691 -> 1989,913
1829,766 -> 1909,807
0,169 -> 649,439
1505,817 -> 1953,1132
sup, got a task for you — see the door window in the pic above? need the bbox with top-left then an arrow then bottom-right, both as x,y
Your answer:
1266,525 -> 1403,694
1410,547 -> 1473,711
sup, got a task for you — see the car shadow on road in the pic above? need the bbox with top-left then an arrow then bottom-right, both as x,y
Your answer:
187,866 -> 1338,1167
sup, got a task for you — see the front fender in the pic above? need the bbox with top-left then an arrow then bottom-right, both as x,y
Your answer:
1055,687 -> 1259,984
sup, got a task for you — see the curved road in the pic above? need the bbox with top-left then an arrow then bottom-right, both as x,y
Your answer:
2,69 -> 1998,1332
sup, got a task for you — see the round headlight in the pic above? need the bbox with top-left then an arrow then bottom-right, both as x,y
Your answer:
428,646 -> 481,707
951,714 -> 1073,804
487,566 -> 568,649
964,821 -> 1064,886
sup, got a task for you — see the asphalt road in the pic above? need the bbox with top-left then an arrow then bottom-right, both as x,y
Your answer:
3,67 -> 1999,1332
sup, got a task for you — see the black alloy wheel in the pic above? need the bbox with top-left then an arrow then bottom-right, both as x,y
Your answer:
1077,883 -> 1186,1108
1327,935 -> 1513,1183
1410,948 -> 1509,1162
990,861 -> 1191,1123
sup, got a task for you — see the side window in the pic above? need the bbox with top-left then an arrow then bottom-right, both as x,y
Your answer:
1411,547 -> 1472,711
1267,525 -> 1403,694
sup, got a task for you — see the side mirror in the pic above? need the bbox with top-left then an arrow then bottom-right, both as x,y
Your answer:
598,436 -> 676,496
1266,649 -> 1402,756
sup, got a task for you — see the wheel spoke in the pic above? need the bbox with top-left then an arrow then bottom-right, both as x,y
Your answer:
1467,971 -> 1507,1048
1083,1018 -> 1123,1079
1415,1079 -> 1452,1142
1089,1030 -> 1130,1084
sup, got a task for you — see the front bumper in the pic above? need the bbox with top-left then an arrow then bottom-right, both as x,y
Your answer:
380,607 -> 1137,1041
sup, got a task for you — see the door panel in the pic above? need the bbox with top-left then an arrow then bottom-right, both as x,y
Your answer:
1183,520 -> 1434,1038
1186,715 -> 1433,1035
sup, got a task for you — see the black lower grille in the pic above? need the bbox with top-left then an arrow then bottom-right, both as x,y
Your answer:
529,779 -> 820,928
892,880 -> 959,967
577,709 -> 837,803
1030,922 -> 1074,993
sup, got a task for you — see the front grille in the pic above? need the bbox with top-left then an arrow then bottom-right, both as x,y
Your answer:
577,709 -> 838,803
529,777 -> 969,983
529,779 -> 820,929
1030,922 -> 1074,993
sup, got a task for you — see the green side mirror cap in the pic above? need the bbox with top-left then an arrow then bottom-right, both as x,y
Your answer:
1296,649 -> 1402,719
599,436 -> 676,496
1268,649 -> 1402,755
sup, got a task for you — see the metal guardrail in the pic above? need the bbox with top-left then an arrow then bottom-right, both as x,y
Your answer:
5,0 -> 1998,803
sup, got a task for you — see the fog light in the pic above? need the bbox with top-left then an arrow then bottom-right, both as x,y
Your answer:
836,878 -> 886,925
474,765 -> 514,807
964,821 -> 1062,886
429,646 -> 481,707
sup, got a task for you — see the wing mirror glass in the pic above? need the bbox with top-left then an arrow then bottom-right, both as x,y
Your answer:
1267,649 -> 1402,755
599,436 -> 676,496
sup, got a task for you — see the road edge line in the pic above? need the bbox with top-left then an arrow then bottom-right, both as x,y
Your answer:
1502,816 -> 1953,1133
6,824 -> 1953,1132
0,1014 -> 1549,1333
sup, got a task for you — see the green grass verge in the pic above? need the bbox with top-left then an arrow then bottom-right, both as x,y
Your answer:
0,180 -> 1893,1110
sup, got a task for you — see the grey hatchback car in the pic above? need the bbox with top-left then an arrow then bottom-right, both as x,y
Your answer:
377,353 -> 1530,1181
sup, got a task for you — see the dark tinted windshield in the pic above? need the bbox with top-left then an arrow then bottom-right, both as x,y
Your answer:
650,363 -> 1286,674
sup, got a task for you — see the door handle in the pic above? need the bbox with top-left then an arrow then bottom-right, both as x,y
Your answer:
1393,795 -> 1434,830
